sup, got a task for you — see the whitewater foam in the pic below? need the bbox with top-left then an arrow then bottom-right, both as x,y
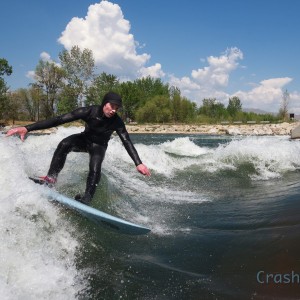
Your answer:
0,132 -> 85,299
211,136 -> 300,180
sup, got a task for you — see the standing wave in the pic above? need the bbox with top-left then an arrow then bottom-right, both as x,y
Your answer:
0,132 -> 86,299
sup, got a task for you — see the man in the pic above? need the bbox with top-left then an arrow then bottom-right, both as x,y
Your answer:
6,92 -> 151,204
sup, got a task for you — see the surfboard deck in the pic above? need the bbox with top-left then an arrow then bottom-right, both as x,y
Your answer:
29,177 -> 151,235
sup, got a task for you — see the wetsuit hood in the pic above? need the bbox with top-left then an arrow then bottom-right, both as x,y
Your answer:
101,92 -> 123,108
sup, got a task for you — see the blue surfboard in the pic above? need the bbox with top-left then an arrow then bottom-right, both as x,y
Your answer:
29,177 -> 150,235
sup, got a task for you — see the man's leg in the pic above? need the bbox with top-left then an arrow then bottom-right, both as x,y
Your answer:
81,144 -> 107,204
47,133 -> 87,180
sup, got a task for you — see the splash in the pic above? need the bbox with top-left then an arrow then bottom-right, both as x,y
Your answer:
211,136 -> 300,180
0,131 -> 85,299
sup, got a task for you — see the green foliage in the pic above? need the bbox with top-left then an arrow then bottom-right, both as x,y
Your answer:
34,60 -> 65,118
5,90 -> 25,122
133,77 -> 169,105
57,86 -> 80,114
86,72 -> 120,106
0,58 -> 12,77
59,46 -> 95,107
0,58 -> 13,119
170,87 -> 197,123
199,98 -> 227,119
119,81 -> 142,121
227,96 -> 242,117
136,95 -> 172,123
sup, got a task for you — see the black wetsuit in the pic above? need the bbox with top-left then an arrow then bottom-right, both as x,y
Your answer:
25,105 -> 142,204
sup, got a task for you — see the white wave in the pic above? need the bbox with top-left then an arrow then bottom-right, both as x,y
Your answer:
0,132 -> 85,299
106,136 -> 209,177
161,137 -> 209,157
210,136 -> 300,180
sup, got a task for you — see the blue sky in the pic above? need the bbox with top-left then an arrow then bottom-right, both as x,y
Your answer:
1,0 -> 300,113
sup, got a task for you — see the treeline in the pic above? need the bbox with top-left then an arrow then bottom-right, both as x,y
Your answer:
0,46 -> 282,124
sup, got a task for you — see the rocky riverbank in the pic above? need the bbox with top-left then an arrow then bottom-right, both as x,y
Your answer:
126,122 -> 299,136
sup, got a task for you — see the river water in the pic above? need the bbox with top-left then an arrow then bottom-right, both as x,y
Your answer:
1,127 -> 300,299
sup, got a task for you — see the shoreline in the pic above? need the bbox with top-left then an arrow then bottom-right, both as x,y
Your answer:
2,122 -> 299,136
126,122 -> 299,136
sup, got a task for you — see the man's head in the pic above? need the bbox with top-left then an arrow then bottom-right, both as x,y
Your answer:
102,92 -> 122,118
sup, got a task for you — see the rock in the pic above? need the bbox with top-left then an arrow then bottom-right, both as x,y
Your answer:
291,125 -> 300,139
226,127 -> 242,135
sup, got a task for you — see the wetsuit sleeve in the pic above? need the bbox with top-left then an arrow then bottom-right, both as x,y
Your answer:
116,125 -> 142,166
25,107 -> 90,132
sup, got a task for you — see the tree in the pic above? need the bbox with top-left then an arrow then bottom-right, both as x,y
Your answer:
59,46 -> 95,107
0,58 -> 12,77
119,81 -> 142,121
169,86 -> 197,123
170,86 -> 181,122
86,72 -> 119,106
0,58 -> 13,120
278,89 -> 290,121
34,60 -> 65,118
57,85 -> 80,114
199,98 -> 226,119
5,89 -> 29,123
136,95 -> 172,123
27,84 -> 44,121
227,96 -> 242,118
134,76 -> 169,105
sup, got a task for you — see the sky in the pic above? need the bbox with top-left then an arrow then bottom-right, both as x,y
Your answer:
1,0 -> 300,113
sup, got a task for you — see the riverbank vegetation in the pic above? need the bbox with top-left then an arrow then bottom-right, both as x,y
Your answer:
0,46 -> 288,126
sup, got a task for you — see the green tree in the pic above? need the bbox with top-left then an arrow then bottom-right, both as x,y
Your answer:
134,77 -> 169,105
27,84 -> 44,121
34,60 -> 65,118
59,46 -> 95,107
86,72 -> 119,106
119,81 -> 142,121
136,95 -> 172,123
199,98 -> 226,119
227,96 -> 242,118
179,98 -> 197,122
57,85 -> 79,114
0,58 -> 13,120
0,58 -> 13,78
13,87 -> 39,121
169,86 -> 197,123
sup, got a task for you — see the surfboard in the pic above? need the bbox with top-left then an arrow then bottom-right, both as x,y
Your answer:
29,177 -> 151,235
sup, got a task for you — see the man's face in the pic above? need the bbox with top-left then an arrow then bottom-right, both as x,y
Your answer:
103,102 -> 120,118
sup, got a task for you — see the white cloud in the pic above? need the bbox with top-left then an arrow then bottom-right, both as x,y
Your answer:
168,48 -> 243,104
167,48 -> 297,113
233,77 -> 293,111
191,47 -> 243,88
26,70 -> 35,80
289,91 -> 300,114
138,63 -> 165,78
58,1 -> 160,79
40,52 -> 51,62
168,75 -> 200,94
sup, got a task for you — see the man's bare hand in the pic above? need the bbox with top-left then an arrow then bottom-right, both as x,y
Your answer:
6,127 -> 28,142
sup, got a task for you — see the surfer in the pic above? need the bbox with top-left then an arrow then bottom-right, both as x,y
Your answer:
6,92 -> 151,204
